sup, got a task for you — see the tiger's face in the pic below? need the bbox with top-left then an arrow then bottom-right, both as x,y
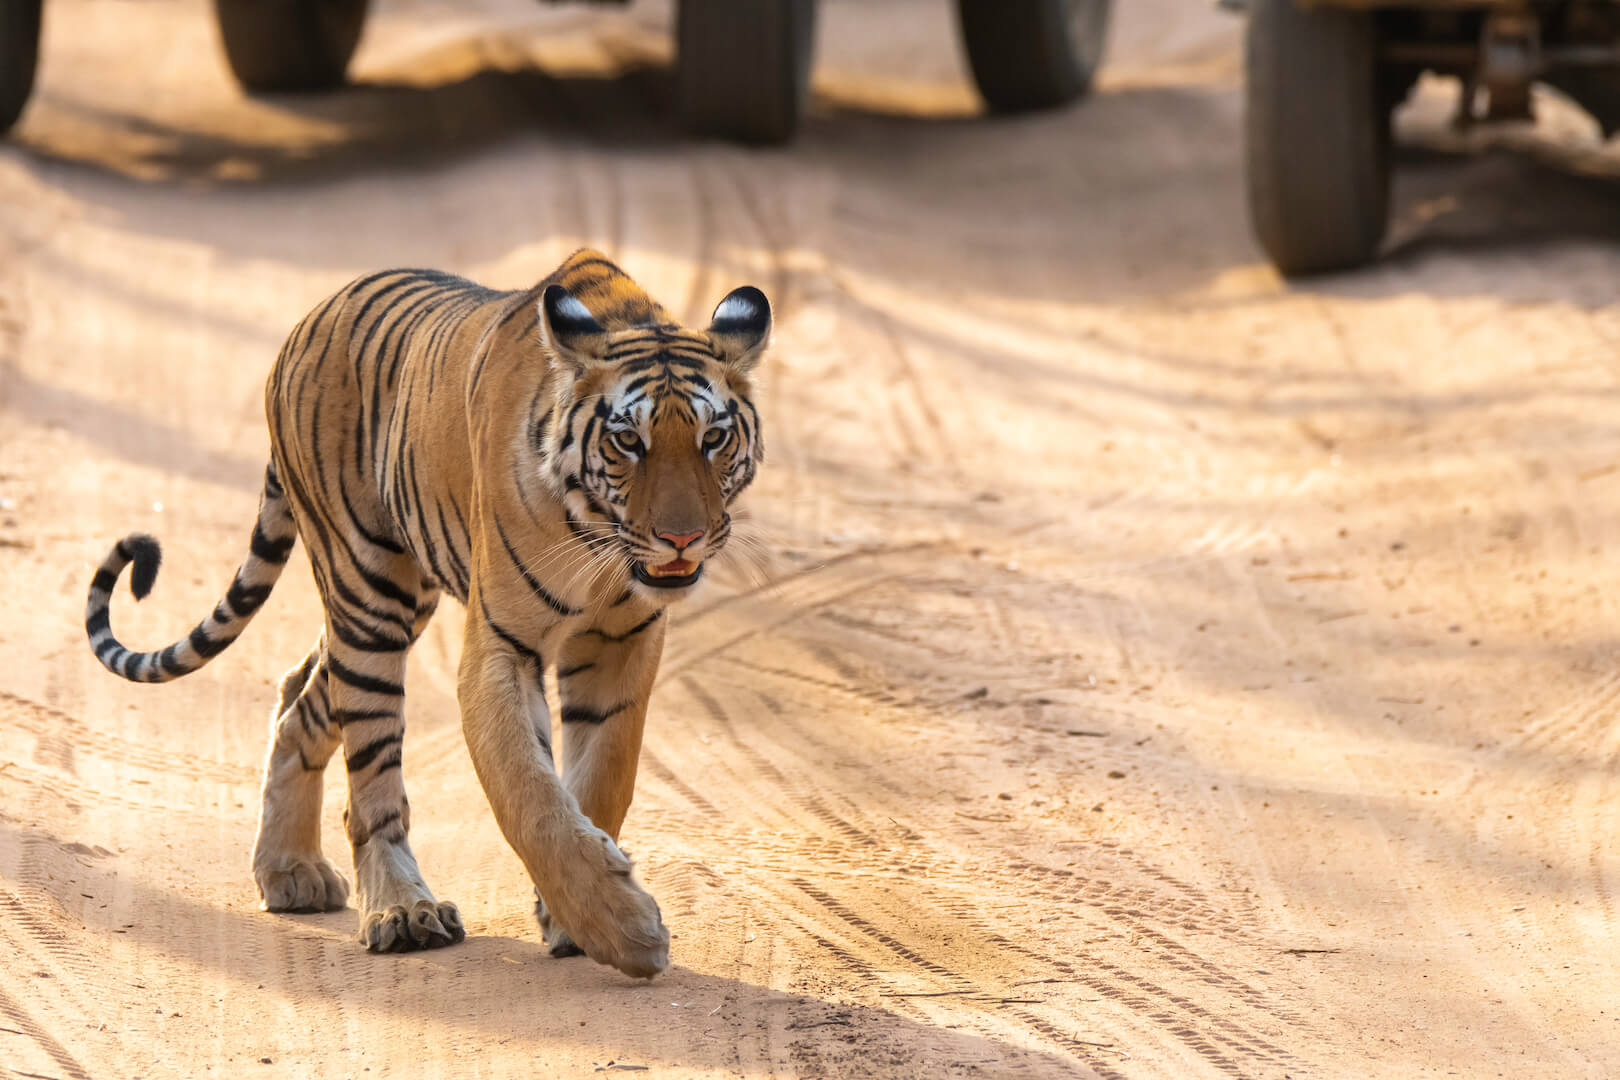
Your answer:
541,285 -> 769,597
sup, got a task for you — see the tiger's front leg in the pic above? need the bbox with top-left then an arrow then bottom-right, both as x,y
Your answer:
458,597 -> 668,978
538,608 -> 667,958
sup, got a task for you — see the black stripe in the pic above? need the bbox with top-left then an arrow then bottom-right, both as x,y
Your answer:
560,702 -> 629,725
494,516 -> 582,617
250,523 -> 296,564
338,475 -> 405,555
296,494 -> 413,635
331,707 -> 397,728
346,732 -> 403,773
327,611 -> 411,653
225,579 -> 273,617
327,655 -> 405,697
558,256 -> 623,283
480,598 -> 544,669
91,568 -> 118,594
583,610 -> 662,644
365,809 -> 403,841
556,662 -> 594,678
351,551 -> 419,611
189,624 -> 233,659
159,644 -> 190,677
436,503 -> 471,599
85,607 -> 110,635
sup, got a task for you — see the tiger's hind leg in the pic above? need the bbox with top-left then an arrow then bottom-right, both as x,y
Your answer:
325,576 -> 464,953
251,637 -> 350,912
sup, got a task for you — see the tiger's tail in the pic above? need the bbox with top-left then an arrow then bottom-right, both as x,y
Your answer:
85,463 -> 297,683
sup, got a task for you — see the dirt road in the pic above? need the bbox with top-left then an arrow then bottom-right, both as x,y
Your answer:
3,1 -> 1619,1076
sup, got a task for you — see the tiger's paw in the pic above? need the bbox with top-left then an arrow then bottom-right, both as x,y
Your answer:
256,856 -> 350,913
360,899 -> 466,952
540,829 -> 668,979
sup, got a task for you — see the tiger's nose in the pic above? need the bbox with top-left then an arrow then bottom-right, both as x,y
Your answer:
657,529 -> 704,552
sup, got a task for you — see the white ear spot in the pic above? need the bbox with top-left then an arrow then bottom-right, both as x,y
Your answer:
712,294 -> 758,323
555,293 -> 594,322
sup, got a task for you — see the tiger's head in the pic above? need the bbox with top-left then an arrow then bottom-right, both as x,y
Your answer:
539,283 -> 770,598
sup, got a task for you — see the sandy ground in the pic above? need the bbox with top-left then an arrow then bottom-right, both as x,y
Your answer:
3,0 -> 1620,1076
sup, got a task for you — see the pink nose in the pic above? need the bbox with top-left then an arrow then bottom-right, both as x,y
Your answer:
657,530 -> 704,552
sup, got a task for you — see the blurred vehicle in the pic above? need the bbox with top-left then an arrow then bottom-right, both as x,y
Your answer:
1234,0 -> 1620,275
0,0 -> 1112,143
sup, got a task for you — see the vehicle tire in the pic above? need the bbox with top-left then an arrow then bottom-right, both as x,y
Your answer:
1245,0 -> 1389,275
677,0 -> 816,144
0,0 -> 42,135
956,0 -> 1111,113
214,0 -> 370,93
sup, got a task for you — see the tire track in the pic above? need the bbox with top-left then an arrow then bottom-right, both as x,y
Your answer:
0,689 -> 259,786
724,804 -> 1314,1076
1455,671 -> 1620,794
640,748 -> 724,820
0,981 -> 90,1080
659,570 -> 904,684
678,676 -> 882,850
774,875 -> 1243,1076
822,265 -> 966,485
0,756 -> 223,823
720,654 -> 912,714
981,930 -> 1303,1077
661,627 -> 1309,1069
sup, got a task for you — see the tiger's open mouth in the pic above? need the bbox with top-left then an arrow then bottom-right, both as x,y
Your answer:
633,558 -> 703,590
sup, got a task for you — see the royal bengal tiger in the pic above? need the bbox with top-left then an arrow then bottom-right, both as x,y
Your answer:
83,250 -> 772,978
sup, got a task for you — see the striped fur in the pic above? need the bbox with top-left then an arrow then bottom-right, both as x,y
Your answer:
82,250 -> 772,977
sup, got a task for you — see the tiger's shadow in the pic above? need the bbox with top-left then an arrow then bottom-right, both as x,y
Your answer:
1,818 -> 1079,1076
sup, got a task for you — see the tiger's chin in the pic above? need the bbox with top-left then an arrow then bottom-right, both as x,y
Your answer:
632,558 -> 704,593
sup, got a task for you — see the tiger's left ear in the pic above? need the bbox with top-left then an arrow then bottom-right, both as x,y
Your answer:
707,286 -> 771,374
539,284 -> 609,376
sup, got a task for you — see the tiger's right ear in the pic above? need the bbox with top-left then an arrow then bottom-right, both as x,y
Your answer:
539,285 -> 609,376
707,285 -> 772,375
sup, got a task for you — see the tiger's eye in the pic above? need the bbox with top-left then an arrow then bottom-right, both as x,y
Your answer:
702,428 -> 729,452
613,430 -> 644,456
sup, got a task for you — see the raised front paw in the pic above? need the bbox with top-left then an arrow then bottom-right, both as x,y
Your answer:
256,856 -> 350,913
542,831 -> 669,979
359,899 -> 466,952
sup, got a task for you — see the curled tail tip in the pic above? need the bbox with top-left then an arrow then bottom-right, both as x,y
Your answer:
119,533 -> 162,600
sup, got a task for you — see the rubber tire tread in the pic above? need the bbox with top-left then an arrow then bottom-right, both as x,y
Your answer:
0,0 -> 42,135
1245,0 -> 1389,276
677,0 -> 816,145
956,0 -> 1110,113
215,0 -> 370,93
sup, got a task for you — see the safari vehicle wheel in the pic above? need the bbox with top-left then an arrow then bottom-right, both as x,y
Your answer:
677,0 -> 817,145
0,0 -> 42,134
215,0 -> 370,93
1245,0 -> 1389,275
956,0 -> 1112,112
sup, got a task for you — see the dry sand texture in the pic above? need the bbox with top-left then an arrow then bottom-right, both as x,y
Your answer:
3,1 -> 1620,1076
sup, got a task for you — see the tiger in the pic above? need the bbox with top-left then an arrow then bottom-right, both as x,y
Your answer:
83,249 -> 772,979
